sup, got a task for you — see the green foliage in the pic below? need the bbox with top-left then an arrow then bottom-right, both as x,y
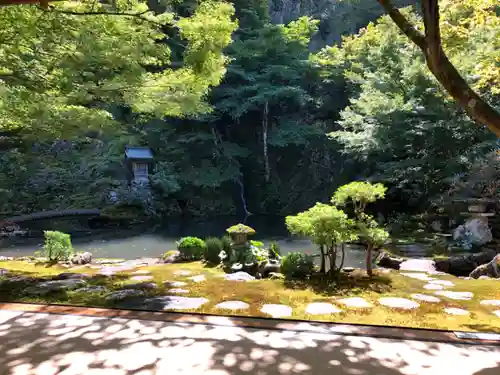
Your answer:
204,237 -> 223,264
281,252 -> 314,279
176,236 -> 206,260
268,241 -> 281,259
332,182 -> 387,213
249,240 -> 264,248
40,230 -> 73,262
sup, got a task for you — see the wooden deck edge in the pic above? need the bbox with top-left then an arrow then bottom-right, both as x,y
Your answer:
1,302 -> 499,346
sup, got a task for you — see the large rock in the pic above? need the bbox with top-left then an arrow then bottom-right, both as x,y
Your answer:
469,254 -> 500,279
375,251 -> 404,270
71,252 -> 92,265
453,218 -> 492,247
435,249 -> 497,277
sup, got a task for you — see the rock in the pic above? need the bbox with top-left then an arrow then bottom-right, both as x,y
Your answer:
268,272 -> 285,280
410,294 -> 441,303
0,256 -> 14,261
190,275 -> 206,283
469,254 -> 500,279
305,302 -> 342,315
494,311 -> 500,318
105,289 -> 145,301
26,279 -> 86,295
399,259 -> 437,273
479,275 -> 492,280
400,272 -> 435,281
73,286 -> 107,293
342,267 -> 355,273
435,249 -> 497,277
224,272 -> 255,282
95,259 -> 125,265
378,297 -> 420,309
423,284 -> 444,290
55,273 -> 90,280
261,304 -> 293,318
376,251 -> 404,270
70,252 -> 92,265
453,218 -> 492,246
428,279 -> 455,287
169,288 -> 189,294
216,301 -> 250,310
162,251 -> 181,264
444,307 -> 469,316
480,300 -> 500,307
0,268 -> 8,276
435,291 -> 474,300
259,260 -> 281,277
122,282 -> 157,290
164,281 -> 187,287
130,275 -> 153,281
337,297 -> 372,308
144,296 -> 209,310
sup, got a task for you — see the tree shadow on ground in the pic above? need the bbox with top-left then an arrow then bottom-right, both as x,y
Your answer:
284,270 -> 392,296
0,307 -> 499,375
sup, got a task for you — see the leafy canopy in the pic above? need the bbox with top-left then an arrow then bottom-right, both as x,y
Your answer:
332,181 -> 387,211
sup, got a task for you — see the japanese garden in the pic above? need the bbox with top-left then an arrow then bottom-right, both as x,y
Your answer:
0,0 -> 499,333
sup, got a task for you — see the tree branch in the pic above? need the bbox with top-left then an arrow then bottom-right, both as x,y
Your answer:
376,0 -> 426,50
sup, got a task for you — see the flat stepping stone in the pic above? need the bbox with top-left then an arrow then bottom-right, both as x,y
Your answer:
480,300 -> 500,307
174,270 -> 192,276
190,275 -> 206,283
410,294 -> 441,303
399,259 -> 437,273
216,301 -> 250,310
444,307 -> 469,316
305,303 -> 342,315
105,289 -> 145,301
169,288 -> 189,294
145,296 -> 209,310
378,297 -> 420,309
122,282 -> 157,290
261,304 -> 292,318
164,281 -> 187,287
131,270 -> 151,275
428,279 -> 454,287
73,286 -> 107,293
224,272 -> 255,282
494,311 -> 500,318
435,291 -> 473,300
401,272 -> 434,281
130,275 -> 153,281
337,297 -> 372,308
423,283 -> 445,290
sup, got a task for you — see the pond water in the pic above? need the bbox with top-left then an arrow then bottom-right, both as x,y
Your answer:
0,215 -> 430,269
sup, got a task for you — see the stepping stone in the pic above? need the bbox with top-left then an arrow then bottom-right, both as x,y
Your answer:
444,307 -> 469,316
401,273 -> 434,281
131,270 -> 150,275
376,268 -> 391,274
216,301 -> 250,310
190,275 -> 206,283
95,259 -> 125,265
144,296 -> 209,310
25,279 -> 86,295
494,311 -> 500,318
458,276 -> 472,280
480,300 -> 500,307
337,297 -> 372,308
105,289 -> 145,302
55,273 -> 90,280
305,303 -> 342,315
130,275 -> 153,281
423,283 -> 445,290
378,297 -> 420,309
261,304 -> 293,318
164,281 -> 187,287
122,282 -> 157,290
89,265 -> 102,270
435,291 -> 473,300
0,269 -> 8,276
169,288 -> 189,294
224,272 -> 255,282
410,294 -> 441,303
429,279 -> 454,287
399,259 -> 436,273
174,270 -> 192,276
73,286 -> 107,294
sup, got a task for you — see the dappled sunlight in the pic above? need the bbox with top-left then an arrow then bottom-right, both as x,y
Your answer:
0,309 -> 499,375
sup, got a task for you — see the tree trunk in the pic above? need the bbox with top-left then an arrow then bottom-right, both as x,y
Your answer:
366,244 -> 374,277
377,0 -> 500,137
339,243 -> 346,271
262,101 -> 270,182
319,244 -> 326,273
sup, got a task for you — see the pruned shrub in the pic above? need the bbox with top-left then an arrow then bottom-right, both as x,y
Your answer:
281,252 -> 314,279
204,237 -> 223,264
41,230 -> 73,261
176,237 -> 206,261
268,241 -> 281,260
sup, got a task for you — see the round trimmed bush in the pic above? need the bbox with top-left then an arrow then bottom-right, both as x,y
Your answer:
176,237 -> 206,261
204,237 -> 223,264
281,252 -> 314,279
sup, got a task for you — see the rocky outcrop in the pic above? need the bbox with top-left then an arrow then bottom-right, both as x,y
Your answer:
469,254 -> 500,279
434,249 -> 497,277
71,252 -> 92,265
376,251 -> 404,269
453,218 -> 493,247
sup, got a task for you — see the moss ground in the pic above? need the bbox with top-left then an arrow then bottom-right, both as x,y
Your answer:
1,260 -> 499,333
